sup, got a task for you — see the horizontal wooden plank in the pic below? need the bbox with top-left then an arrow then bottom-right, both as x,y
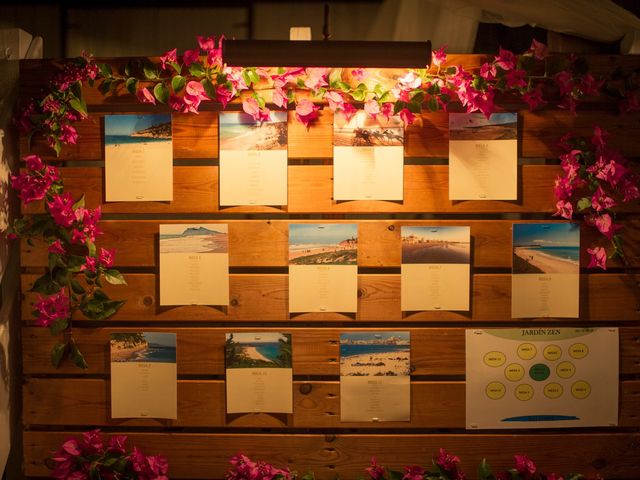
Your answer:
20,219 -> 640,269
21,326 -> 640,376
21,273 -> 640,322
21,109 -> 640,161
23,431 -> 640,478
22,378 -> 640,429
22,165 -> 563,214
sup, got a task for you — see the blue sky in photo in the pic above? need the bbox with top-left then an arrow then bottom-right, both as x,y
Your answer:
513,223 -> 580,247
402,226 -> 469,242
143,332 -> 176,348
340,331 -> 409,343
289,224 -> 358,244
105,114 -> 171,136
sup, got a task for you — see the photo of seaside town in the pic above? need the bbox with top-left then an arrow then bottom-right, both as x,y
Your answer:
334,111 -> 404,147
159,224 -> 228,254
110,332 -> 176,363
449,112 -> 517,141
225,333 -> 292,369
105,113 -> 171,146
219,112 -> 287,151
401,226 -> 470,264
340,332 -> 410,377
513,223 -> 580,274
289,224 -> 358,265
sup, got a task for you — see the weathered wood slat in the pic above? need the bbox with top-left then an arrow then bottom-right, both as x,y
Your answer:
20,109 -> 640,161
22,378 -> 640,429
21,273 -> 640,322
23,431 -> 640,479
21,326 -> 640,376
20,219 -> 640,269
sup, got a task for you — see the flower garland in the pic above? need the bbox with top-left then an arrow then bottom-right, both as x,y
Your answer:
49,429 -> 168,480
553,126 -> 639,269
225,451 -> 587,480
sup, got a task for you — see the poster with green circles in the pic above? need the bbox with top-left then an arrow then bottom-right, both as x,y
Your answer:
465,327 -> 618,429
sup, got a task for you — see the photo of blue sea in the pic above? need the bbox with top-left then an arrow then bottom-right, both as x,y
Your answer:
111,332 -> 176,363
513,223 -> 580,274
340,343 -> 410,358
105,114 -> 171,145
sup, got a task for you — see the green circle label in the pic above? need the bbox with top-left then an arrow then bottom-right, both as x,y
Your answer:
529,363 -> 551,381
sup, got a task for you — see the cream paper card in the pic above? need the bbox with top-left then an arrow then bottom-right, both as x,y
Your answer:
289,224 -> 358,313
105,114 -> 173,201
219,111 -> 288,206
159,224 -> 229,306
512,223 -> 579,318
401,226 -> 470,311
449,112 -> 517,200
110,332 -> 177,419
466,328 -> 618,429
340,331 -> 410,422
225,333 -> 293,414
333,111 -> 404,201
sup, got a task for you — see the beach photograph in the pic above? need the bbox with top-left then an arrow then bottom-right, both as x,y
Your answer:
401,226 -> 470,264
513,223 -> 580,274
219,112 -> 287,151
334,111 -> 404,147
289,224 -> 358,265
110,332 -> 176,363
160,224 -> 228,254
225,333 -> 292,369
449,112 -> 517,141
340,332 -> 410,377
105,113 -> 171,148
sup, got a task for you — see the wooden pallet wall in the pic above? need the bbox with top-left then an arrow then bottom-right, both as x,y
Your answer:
19,55 -> 640,479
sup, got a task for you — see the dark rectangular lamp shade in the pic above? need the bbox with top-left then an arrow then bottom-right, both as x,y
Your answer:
223,40 -> 432,68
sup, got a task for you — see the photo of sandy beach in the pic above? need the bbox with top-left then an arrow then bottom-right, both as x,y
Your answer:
340,332 -> 410,376
219,112 -> 287,151
225,333 -> 292,369
449,112 -> 517,141
513,223 -> 580,274
334,111 -> 403,147
159,224 -> 228,254
105,113 -> 171,151
401,226 -> 470,264
289,224 -> 357,265
110,332 -> 176,363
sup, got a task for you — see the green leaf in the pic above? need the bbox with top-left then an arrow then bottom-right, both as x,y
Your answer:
72,194 -> 85,210
171,75 -> 186,94
51,342 -> 68,368
477,458 -> 495,480
67,255 -> 86,273
98,63 -> 112,78
153,82 -> 170,104
446,66 -> 457,75
52,139 -> 62,156
168,61 -> 182,74
577,197 -> 592,211
125,77 -> 138,96
93,289 -> 109,301
143,62 -> 159,80
54,267 -> 71,287
337,81 -> 351,92
202,78 -> 217,99
350,89 -> 366,102
410,90 -> 424,104
104,269 -> 127,285
69,340 -> 88,370
426,97 -> 439,112
328,68 -> 343,87
29,274 -> 59,295
188,62 -> 205,77
71,279 -> 86,295
393,101 -> 407,115
86,239 -> 96,257
48,253 -> 59,272
97,80 -> 112,95
388,469 -> 404,480
49,317 -> 69,336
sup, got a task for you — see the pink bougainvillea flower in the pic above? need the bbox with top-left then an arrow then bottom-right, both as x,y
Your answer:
197,35 -> 215,52
351,68 -> 368,81
295,99 -> 320,128
168,94 -> 184,112
591,185 -> 617,212
324,90 -> 345,112
436,448 -> 461,472
207,35 -> 224,67
432,45 -> 447,67
24,154 -> 44,171
380,102 -> 394,120
61,437 -> 82,456
59,124 -> 78,145
81,429 -> 104,455
580,73 -> 603,96
42,96 -> 61,113
99,247 -> 116,268
591,125 -> 609,151
71,228 -> 85,245
553,175 -> 575,201
522,86 -> 546,110
365,457 -> 385,480
546,475 -> 564,480
505,69 -> 527,89
271,67 -> 305,89
136,87 -> 156,105
479,62 -> 496,81
514,454 -> 536,478
587,213 -> 623,240
495,47 -> 516,71
553,199 -> 574,220
182,48 -> 200,66
242,97 -> 271,123
587,156 -> 628,187
182,80 -> 210,113
529,38 -> 549,60
47,192 -> 76,228
398,71 -> 422,90
81,256 -> 97,273
559,150 -> 581,178
402,465 -> 425,480
364,99 -> 381,118
34,290 -> 70,327
554,71 -> 574,97
159,48 -> 177,70
214,85 -> 234,109
48,239 -> 66,255
107,435 -> 128,455
271,87 -> 288,109
587,246 -> 607,270
398,108 -> 416,126
620,177 -> 640,202
341,102 -> 357,122
304,67 -> 329,90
